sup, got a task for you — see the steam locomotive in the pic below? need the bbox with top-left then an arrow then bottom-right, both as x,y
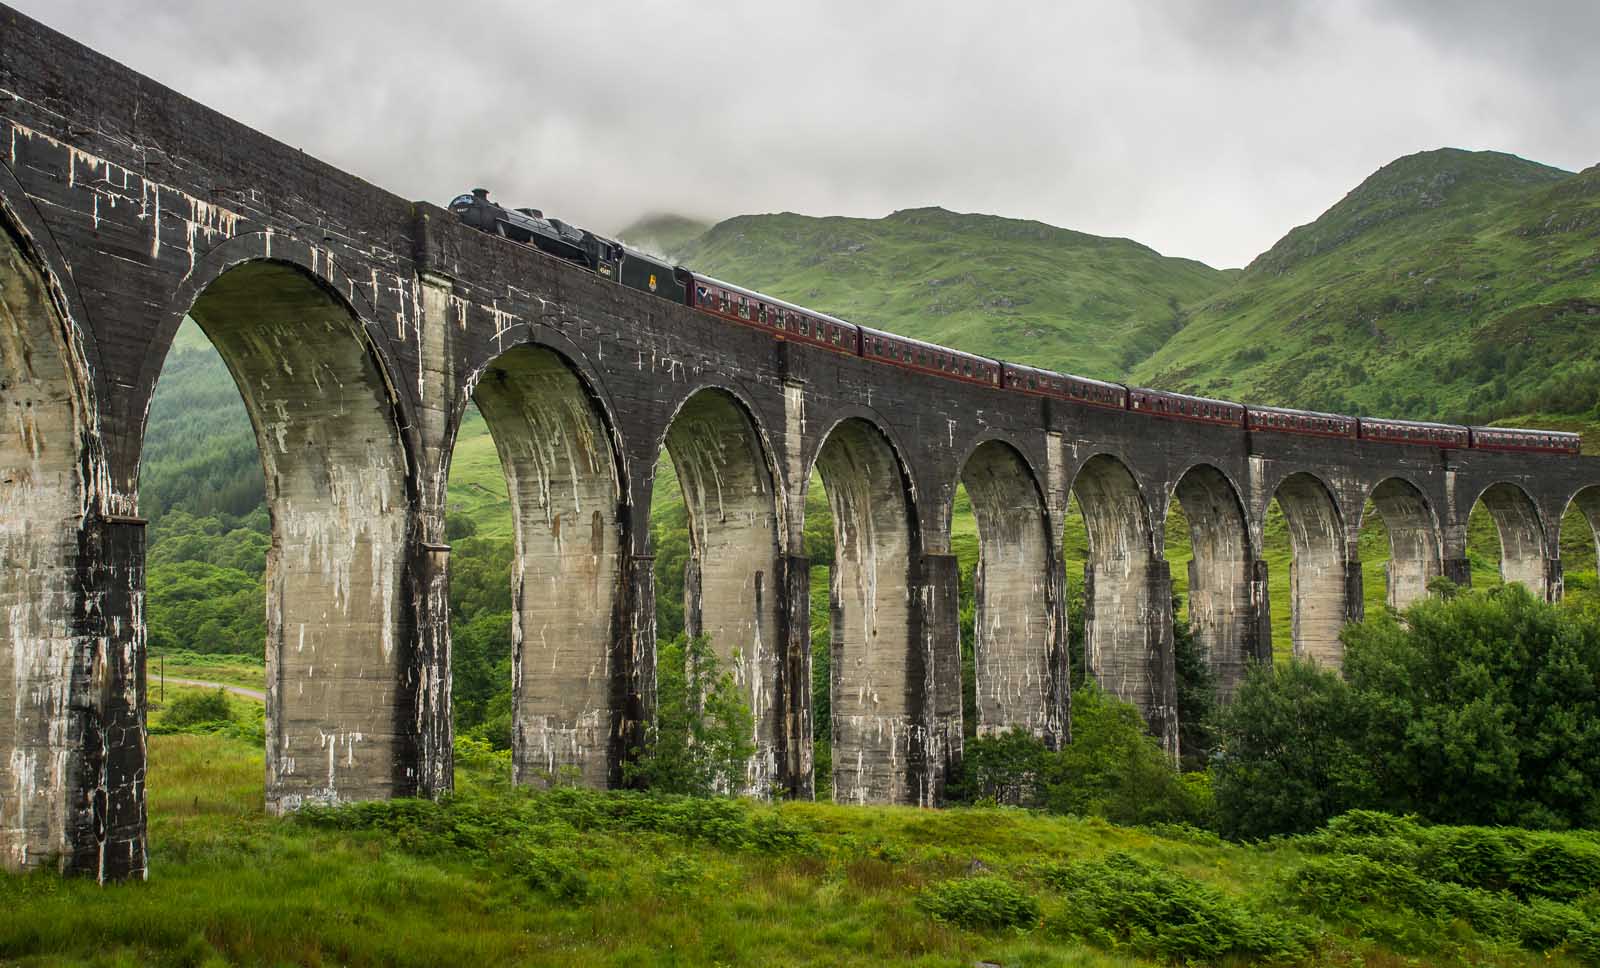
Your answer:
448,189 -> 1581,457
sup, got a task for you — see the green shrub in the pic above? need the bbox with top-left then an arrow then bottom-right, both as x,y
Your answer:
1211,658 -> 1380,838
944,729 -> 1051,806
917,875 -> 1040,932
1042,852 -> 1311,964
513,845 -> 590,901
1304,810 -> 1600,904
1284,815 -> 1600,959
160,689 -> 234,729
1041,686 -> 1213,827
626,635 -> 756,797
1344,585 -> 1600,830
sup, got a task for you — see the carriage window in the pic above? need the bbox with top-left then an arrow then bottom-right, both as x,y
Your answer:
758,303 -> 767,323
1027,376 -> 1037,389
799,318 -> 809,336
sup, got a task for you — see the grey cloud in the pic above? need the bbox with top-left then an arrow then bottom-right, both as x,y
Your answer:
14,0 -> 1596,268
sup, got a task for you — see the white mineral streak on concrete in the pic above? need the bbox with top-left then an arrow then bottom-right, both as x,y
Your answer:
666,392 -> 782,796
185,267 -> 407,815
0,228 -> 88,871
819,424 -> 915,805
477,348 -> 619,789
965,443 -> 1054,738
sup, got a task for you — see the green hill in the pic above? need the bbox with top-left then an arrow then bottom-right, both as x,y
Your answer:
616,213 -> 712,260
1132,149 -> 1600,422
672,206 -> 1230,379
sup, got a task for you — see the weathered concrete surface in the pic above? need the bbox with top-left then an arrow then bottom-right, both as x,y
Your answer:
1476,482 -> 1548,597
188,263 -> 413,814
816,419 -> 919,805
666,389 -> 783,795
0,222 -> 90,871
1074,455 -> 1177,755
1274,473 -> 1351,668
7,3 -> 1600,877
473,346 -> 622,789
1368,478 -> 1442,611
1173,465 -> 1256,700
962,441 -> 1062,742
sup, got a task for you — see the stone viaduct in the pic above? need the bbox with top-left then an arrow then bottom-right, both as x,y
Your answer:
3,6 -> 1599,881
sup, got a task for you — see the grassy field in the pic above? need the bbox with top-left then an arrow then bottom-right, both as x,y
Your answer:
4,713 -> 1595,967
147,652 -> 266,694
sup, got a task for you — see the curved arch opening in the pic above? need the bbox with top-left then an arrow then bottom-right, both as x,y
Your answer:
1167,465 -> 1254,700
470,345 -> 623,789
1560,487 -> 1600,601
152,260 -> 412,814
958,441 -> 1058,741
811,418 -> 919,805
1364,478 -> 1442,612
0,220 -> 90,871
1069,454 -> 1174,751
1271,472 -> 1347,668
1470,482 -> 1548,596
657,388 -> 783,795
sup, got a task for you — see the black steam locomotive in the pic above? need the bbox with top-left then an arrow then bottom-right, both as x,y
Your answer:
448,190 -> 1581,456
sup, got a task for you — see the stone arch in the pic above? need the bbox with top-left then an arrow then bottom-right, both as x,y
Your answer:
1170,463 -> 1256,699
1565,487 -> 1600,564
658,385 -> 784,795
0,208 -> 98,873
1472,481 -> 1548,596
1365,478 -> 1442,611
956,439 -> 1060,742
1272,472 -> 1348,667
1072,454 -> 1175,751
139,233 -> 419,480
470,343 -> 625,790
168,259 -> 414,814
808,416 -> 920,804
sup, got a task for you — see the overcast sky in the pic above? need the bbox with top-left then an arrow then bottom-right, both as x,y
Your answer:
19,1 -> 1599,268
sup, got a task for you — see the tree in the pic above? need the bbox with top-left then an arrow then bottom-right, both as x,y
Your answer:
1171,598 -> 1217,772
1344,584 -> 1600,830
626,635 -> 756,797
1041,686 -> 1213,827
1210,659 -> 1381,839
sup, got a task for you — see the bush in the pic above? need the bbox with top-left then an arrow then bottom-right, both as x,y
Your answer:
1216,586 -> 1600,838
944,729 -> 1051,806
1042,852 -> 1311,963
1211,658 -> 1380,838
161,689 -> 235,729
1040,686 -> 1213,827
1283,811 -> 1600,959
626,635 -> 756,797
1343,584 -> 1600,830
917,875 -> 1040,932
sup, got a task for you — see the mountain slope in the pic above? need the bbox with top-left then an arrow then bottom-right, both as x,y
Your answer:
616,213 -> 711,260
672,207 -> 1229,379
1132,149 -> 1600,422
